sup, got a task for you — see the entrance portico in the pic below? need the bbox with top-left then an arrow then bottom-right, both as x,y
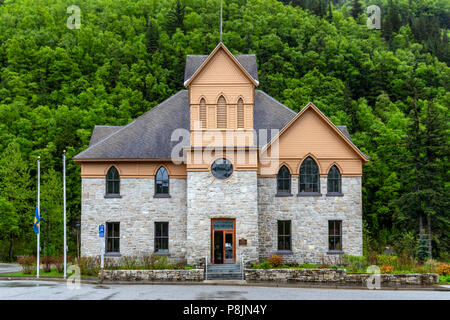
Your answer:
211,219 -> 235,264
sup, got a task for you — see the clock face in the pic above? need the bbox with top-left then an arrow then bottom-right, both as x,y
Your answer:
211,158 -> 233,179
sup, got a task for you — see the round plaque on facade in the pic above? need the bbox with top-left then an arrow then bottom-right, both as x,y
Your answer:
211,158 -> 233,179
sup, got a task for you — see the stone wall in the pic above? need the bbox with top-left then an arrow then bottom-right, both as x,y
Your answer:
258,176 -> 362,264
186,170 -> 259,265
245,269 -> 439,287
102,269 -> 204,281
245,268 -> 346,282
81,177 -> 187,261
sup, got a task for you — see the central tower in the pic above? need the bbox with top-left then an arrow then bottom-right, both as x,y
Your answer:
184,43 -> 260,265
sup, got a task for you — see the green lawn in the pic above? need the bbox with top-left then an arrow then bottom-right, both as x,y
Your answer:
0,269 -> 93,278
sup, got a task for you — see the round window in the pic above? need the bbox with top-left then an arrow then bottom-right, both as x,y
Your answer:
211,158 -> 233,179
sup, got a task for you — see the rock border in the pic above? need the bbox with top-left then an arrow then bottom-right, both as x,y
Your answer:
244,269 -> 439,287
101,269 -> 204,282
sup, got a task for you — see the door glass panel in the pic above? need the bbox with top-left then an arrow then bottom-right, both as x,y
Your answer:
214,231 -> 223,264
225,233 -> 233,259
213,220 -> 234,230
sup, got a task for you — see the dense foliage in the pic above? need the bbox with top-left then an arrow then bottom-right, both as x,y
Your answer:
0,0 -> 448,261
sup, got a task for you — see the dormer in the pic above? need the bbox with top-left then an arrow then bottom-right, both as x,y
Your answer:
185,43 -> 258,142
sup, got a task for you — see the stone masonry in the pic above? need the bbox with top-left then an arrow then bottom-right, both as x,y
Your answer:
258,176 -> 362,264
186,170 -> 259,265
81,177 -> 187,261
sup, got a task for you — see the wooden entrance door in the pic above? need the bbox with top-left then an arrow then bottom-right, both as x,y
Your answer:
211,219 -> 235,264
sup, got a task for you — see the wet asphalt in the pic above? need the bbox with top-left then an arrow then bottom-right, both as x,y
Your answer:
0,280 -> 448,300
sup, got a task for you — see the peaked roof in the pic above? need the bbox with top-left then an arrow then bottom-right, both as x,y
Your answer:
74,90 -> 307,160
185,54 -> 259,84
183,42 -> 259,87
261,102 -> 370,161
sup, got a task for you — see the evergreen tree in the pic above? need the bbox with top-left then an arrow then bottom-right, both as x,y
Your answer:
350,0 -> 363,19
145,18 -> 160,56
167,0 -> 186,36
0,141 -> 33,261
416,234 -> 430,262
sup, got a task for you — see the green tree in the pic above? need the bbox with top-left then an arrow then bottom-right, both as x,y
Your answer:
0,141 -> 33,261
350,0 -> 363,19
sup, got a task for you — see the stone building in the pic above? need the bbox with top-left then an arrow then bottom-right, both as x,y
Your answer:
74,43 -> 370,265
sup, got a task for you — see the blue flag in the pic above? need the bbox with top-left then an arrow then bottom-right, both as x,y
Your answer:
33,207 -> 40,234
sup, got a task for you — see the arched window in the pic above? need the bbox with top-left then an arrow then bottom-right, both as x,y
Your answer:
327,165 -> 342,194
106,166 -> 120,196
299,157 -> 320,194
155,166 -> 169,196
217,95 -> 227,129
277,165 -> 291,195
199,98 -> 207,129
237,98 -> 244,129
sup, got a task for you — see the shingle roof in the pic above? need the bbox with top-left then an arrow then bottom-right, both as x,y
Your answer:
74,90 -> 190,159
89,126 -> 123,147
74,90 -> 364,160
184,54 -> 259,83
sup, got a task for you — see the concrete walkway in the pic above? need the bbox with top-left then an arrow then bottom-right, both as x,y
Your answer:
0,263 -> 21,274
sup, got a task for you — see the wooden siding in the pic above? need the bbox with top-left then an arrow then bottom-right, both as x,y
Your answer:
80,161 -> 187,178
188,47 -> 254,134
259,108 -> 364,176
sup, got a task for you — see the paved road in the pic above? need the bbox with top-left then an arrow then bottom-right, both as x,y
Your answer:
0,264 -> 21,274
0,281 -> 448,300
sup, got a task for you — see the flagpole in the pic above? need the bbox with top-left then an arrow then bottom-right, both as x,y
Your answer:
63,150 -> 67,279
37,156 -> 40,279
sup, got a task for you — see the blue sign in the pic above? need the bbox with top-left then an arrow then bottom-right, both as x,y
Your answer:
99,225 -> 105,238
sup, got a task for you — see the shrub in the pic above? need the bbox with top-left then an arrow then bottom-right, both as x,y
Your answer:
184,264 -> 196,270
297,264 -> 318,269
41,256 -> 55,273
122,256 -> 140,269
439,274 -> 450,284
153,255 -> 170,269
267,255 -> 283,268
257,261 -> 272,269
423,259 -> 440,273
436,263 -> 450,276
54,255 -> 66,273
380,265 -> 394,274
342,254 -> 366,269
439,252 -> 450,263
395,231 -> 416,258
77,256 -> 100,276
285,262 -> 300,268
141,255 -> 154,270
377,255 -> 399,268
397,252 -> 418,271
17,256 -> 36,274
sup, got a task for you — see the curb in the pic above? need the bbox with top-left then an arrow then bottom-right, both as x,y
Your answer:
1,276 -> 447,291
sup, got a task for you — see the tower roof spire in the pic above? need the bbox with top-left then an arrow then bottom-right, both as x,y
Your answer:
220,0 -> 223,43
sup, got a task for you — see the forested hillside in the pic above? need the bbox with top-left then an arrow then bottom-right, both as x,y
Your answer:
0,0 -> 448,261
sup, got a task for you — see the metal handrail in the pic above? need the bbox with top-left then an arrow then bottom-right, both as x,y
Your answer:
240,256 -> 244,280
205,255 -> 208,280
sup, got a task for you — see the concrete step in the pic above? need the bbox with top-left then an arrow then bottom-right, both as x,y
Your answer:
206,273 -> 244,280
207,264 -> 241,271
